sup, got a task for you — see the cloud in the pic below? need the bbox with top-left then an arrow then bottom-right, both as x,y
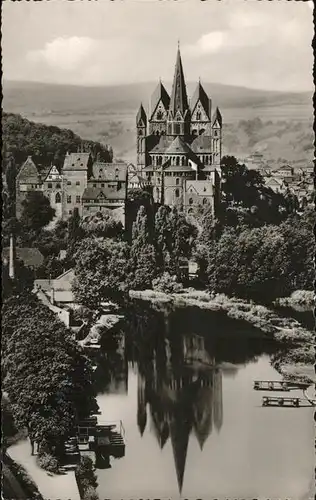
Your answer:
184,31 -> 226,56
27,36 -> 98,72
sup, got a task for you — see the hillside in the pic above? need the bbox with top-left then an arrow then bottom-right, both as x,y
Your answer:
2,80 -> 313,166
2,112 -> 113,172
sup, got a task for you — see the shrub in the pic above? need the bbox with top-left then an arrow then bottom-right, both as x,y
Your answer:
37,452 -> 59,473
152,272 -> 183,294
83,486 -> 99,500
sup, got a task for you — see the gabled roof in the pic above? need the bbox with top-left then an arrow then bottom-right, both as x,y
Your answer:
190,82 -> 211,119
212,107 -> 222,127
63,152 -> 91,171
17,156 -> 41,183
185,180 -> 213,196
150,82 -> 170,116
165,136 -> 192,155
149,135 -> 170,154
170,47 -> 189,115
136,103 -> 147,126
90,162 -> 127,182
43,165 -> 62,182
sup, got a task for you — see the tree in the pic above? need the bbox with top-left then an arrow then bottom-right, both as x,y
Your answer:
81,211 -> 123,239
167,207 -> 198,279
2,292 -> 98,457
67,208 -> 83,261
20,191 -> 55,232
130,206 -> 157,289
72,237 -> 131,307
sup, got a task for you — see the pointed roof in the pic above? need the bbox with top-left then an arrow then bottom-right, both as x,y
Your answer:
169,47 -> 189,115
190,82 -> 211,118
212,107 -> 222,127
150,82 -> 170,116
63,152 -> 91,171
17,156 -> 40,183
165,136 -> 192,155
136,103 -> 147,126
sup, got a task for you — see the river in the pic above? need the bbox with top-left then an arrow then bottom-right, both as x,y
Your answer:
93,302 -> 314,500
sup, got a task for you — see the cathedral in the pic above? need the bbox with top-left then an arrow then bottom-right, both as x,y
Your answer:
136,45 -> 223,215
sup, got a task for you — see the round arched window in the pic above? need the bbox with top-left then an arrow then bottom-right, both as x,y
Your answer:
189,198 -> 193,205
203,198 -> 208,205
157,111 -> 163,120
175,189 -> 180,198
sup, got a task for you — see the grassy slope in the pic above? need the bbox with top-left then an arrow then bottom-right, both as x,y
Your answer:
3,80 -> 313,165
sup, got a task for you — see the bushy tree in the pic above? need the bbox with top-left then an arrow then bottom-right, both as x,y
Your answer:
72,237 -> 131,307
130,206 -> 157,289
20,191 -> 55,232
2,292 -> 98,456
81,211 -> 123,239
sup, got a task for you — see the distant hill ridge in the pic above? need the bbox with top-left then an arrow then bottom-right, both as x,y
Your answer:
3,80 -> 312,114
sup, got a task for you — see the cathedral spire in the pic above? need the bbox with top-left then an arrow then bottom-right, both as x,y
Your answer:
169,45 -> 189,116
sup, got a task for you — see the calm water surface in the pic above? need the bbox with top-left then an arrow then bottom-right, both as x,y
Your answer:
93,303 -> 314,500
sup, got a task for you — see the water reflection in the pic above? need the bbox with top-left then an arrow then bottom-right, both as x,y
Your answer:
93,302 -> 280,495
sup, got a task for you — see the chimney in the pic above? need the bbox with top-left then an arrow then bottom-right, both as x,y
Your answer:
9,233 -> 16,280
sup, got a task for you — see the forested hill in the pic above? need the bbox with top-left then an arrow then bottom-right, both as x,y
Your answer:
2,112 -> 113,173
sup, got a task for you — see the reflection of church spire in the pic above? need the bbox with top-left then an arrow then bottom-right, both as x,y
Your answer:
213,368 -> 223,432
150,404 -> 170,449
192,373 -> 213,450
170,411 -> 190,494
137,372 -> 147,436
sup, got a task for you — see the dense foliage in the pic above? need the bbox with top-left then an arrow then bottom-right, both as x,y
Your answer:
21,191 -> 56,233
2,292 -> 98,457
2,112 -> 113,173
75,456 -> 99,500
205,211 -> 314,302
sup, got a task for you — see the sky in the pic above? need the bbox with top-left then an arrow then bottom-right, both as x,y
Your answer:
2,0 -> 314,92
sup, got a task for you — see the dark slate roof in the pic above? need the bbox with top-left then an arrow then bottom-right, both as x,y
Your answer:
190,82 -> 211,118
63,152 -> 91,171
165,136 -> 192,155
169,48 -> 189,115
82,186 -> 126,201
90,162 -> 127,182
2,247 -> 44,269
164,164 -> 195,172
185,180 -> 213,196
149,136 -> 170,154
212,107 -> 222,127
150,82 -> 170,116
136,103 -> 147,126
17,156 -> 41,183
191,135 -> 213,154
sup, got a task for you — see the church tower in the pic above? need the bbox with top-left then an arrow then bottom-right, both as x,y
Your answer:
212,107 -> 222,167
136,103 -> 147,171
167,45 -> 190,137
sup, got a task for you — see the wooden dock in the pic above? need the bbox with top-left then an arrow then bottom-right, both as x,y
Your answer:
262,396 -> 302,407
254,380 -> 309,392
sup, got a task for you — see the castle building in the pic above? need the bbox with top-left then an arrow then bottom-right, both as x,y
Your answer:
16,153 -> 128,226
136,46 -> 223,216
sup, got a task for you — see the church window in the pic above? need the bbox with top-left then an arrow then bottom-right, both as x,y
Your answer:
199,128 -> 205,135
69,210 -> 72,215
67,195 -> 71,203
56,183 -> 61,189
93,183 -> 97,187
188,208 -> 194,214
55,192 -> 61,203
67,181 -> 71,185
189,198 -> 193,205
157,111 -> 163,120
176,157 -> 180,166
176,178 -> 180,185
214,130 -> 218,137
196,111 -> 201,121
174,124 -> 181,135
138,129 -> 143,136
48,183 -> 52,188
175,189 -> 180,198
101,183 -> 105,187
192,129 -> 197,136
76,196 -> 81,203
205,156 -> 208,165
203,198 -> 208,205
156,131 -> 160,136
176,115 -> 181,122
76,181 -> 80,186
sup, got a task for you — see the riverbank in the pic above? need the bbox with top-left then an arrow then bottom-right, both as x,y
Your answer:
273,290 -> 314,309
129,288 -> 314,383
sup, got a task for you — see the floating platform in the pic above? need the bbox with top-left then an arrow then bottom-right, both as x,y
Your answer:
262,396 -> 304,407
254,380 -> 309,392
